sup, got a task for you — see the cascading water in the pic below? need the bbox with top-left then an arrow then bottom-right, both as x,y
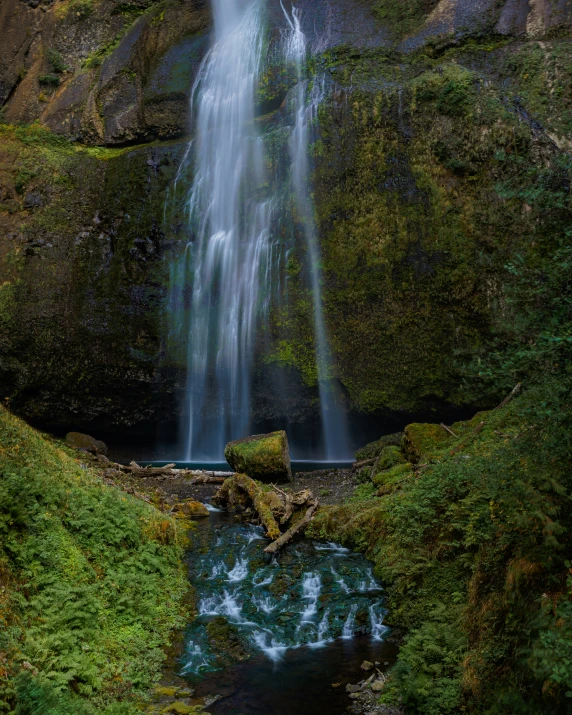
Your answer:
170,0 -> 350,460
281,3 -> 351,460
182,513 -> 389,676
176,0 -> 272,460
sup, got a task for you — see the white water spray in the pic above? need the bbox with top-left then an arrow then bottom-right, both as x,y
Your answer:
281,2 -> 351,459
178,0 -> 272,459
342,604 -> 358,639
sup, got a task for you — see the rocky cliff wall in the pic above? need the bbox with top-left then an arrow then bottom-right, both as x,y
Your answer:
0,0 -> 571,443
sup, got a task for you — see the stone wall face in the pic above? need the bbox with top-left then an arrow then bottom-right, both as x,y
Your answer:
1,0 -> 571,440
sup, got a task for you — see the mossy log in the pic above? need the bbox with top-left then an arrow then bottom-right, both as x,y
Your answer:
264,499 -> 319,555
215,474 -> 281,541
214,475 -> 318,551
224,431 -> 291,483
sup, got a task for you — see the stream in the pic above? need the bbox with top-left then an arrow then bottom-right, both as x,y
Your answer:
181,509 -> 396,714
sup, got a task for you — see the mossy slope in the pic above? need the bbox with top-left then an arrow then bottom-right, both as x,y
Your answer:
309,381 -> 572,714
0,406 -> 189,713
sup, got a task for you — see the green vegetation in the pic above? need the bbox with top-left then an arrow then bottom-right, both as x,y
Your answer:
310,378 -> 572,713
373,0 -> 440,40
0,407 -> 190,713
38,74 -> 61,88
47,50 -> 67,75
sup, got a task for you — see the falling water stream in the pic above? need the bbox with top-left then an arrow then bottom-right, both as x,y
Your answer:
180,510 -> 394,714
169,0 -> 350,461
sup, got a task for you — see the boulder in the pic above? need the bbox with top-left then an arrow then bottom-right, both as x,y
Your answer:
355,432 -> 404,462
65,431 -> 108,455
401,423 -> 453,463
176,500 -> 210,518
224,431 -> 292,483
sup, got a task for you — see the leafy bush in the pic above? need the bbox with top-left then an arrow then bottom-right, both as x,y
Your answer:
47,50 -> 67,74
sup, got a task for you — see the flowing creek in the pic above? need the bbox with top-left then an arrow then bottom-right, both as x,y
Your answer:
180,508 -> 396,714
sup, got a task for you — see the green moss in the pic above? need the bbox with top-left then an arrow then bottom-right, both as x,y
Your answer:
373,0 -> 440,40
372,462 -> 413,488
355,433 -> 403,461
378,445 -> 406,470
224,432 -> 291,483
402,422 -> 454,463
0,407 -> 189,713
308,381 -> 572,713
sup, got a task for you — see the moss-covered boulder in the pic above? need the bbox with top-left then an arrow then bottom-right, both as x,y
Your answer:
402,423 -> 454,463
224,431 -> 292,483
172,499 -> 209,518
355,432 -> 404,461
65,431 -> 108,455
378,445 -> 406,471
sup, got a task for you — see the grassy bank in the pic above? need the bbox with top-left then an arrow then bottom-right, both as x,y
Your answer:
0,407 -> 189,714
309,381 -> 572,714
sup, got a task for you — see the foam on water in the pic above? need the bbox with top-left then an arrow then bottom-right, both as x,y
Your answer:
342,604 -> 358,640
315,541 -> 351,555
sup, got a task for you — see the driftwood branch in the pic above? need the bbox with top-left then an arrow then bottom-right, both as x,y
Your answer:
264,499 -> 319,555
495,383 -> 522,410
440,423 -> 458,438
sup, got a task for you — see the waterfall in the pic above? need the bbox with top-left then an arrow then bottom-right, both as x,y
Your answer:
341,604 -> 358,639
299,571 -> 321,623
179,0 -> 272,460
170,0 -> 350,460
281,3 -> 351,460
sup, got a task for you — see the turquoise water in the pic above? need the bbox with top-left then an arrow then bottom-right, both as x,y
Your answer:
182,511 -> 391,689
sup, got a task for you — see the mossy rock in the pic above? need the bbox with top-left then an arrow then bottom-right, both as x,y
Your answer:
355,432 -> 404,462
65,431 -> 108,455
224,431 -> 291,483
401,423 -> 454,463
372,462 -> 413,488
171,499 -> 209,518
206,616 -> 249,667
378,445 -> 406,471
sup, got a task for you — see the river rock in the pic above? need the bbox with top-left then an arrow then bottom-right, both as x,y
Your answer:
361,660 -> 374,671
65,431 -> 108,455
224,431 -> 291,483
371,679 -> 385,692
172,500 -> 209,518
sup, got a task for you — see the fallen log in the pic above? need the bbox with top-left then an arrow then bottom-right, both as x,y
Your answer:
264,499 -> 319,555
189,474 -> 228,484
215,474 -> 281,541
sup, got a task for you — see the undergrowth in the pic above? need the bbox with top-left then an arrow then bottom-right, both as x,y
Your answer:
0,408 -> 189,713
309,377 -> 572,713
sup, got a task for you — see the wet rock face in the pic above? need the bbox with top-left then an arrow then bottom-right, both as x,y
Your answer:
1,0 -> 209,144
1,0 -> 572,441
65,431 -> 108,454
